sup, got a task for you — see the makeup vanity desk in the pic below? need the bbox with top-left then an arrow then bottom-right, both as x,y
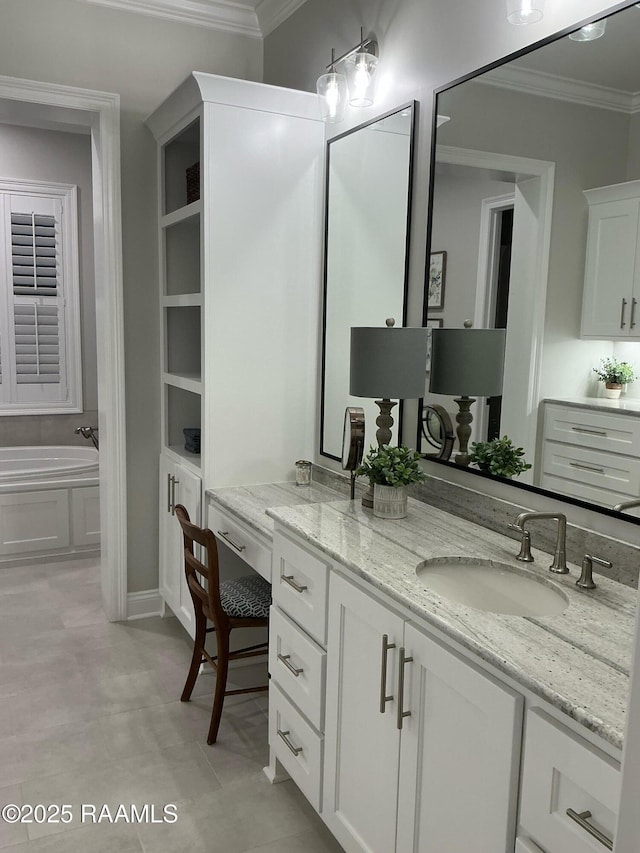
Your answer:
206,482 -> 633,853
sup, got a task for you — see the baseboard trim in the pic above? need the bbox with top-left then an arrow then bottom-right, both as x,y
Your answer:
127,589 -> 163,620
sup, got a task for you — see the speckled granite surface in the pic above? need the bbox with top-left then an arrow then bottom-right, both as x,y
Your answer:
207,481 -> 635,750
545,396 -> 640,417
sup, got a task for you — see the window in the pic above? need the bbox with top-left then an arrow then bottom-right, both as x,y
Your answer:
0,180 -> 82,414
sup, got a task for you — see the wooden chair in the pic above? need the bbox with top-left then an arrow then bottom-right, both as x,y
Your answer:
174,504 -> 270,744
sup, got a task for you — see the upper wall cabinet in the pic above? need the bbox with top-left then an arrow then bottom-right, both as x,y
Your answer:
146,73 -> 324,490
581,180 -> 640,340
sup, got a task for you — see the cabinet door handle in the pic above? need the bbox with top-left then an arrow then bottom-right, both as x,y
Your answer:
282,574 -> 308,593
571,427 -> 607,437
167,473 -> 173,514
277,653 -> 303,677
570,461 -> 605,474
217,530 -> 246,552
170,476 -> 179,515
632,297 -> 638,329
566,809 -> 613,850
277,729 -> 303,756
379,634 -> 396,713
396,647 -> 413,730
621,297 -> 628,329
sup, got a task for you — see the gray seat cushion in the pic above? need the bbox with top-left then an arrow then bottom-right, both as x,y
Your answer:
220,574 -> 271,619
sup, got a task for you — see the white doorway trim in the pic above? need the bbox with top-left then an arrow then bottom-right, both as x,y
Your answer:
473,192 -> 515,330
0,74 -> 127,621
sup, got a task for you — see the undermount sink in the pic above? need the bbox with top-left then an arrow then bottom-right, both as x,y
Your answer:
416,557 -> 569,617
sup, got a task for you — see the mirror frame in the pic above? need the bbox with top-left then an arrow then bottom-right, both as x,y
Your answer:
320,101 -> 417,461
418,1 -> 640,526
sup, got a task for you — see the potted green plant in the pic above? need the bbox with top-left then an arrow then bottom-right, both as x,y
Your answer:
469,436 -> 531,479
593,357 -> 636,399
356,444 -> 426,519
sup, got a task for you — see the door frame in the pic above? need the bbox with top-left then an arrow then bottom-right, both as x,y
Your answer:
0,74 -> 127,621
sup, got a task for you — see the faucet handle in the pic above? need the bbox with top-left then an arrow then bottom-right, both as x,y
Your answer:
576,554 -> 612,590
507,523 -> 534,563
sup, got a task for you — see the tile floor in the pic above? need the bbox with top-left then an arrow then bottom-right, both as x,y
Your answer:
0,557 -> 344,852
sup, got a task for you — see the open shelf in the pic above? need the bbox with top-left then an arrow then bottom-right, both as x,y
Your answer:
165,384 -> 201,458
165,306 -> 201,378
163,118 -> 200,216
163,372 -> 202,394
163,213 -> 201,297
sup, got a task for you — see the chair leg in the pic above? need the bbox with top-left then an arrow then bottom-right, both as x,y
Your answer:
181,610 -> 206,702
207,629 -> 230,745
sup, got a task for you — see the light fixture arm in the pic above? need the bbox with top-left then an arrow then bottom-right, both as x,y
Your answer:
325,29 -> 378,70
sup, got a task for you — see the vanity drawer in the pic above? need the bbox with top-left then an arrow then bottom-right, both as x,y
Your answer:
544,404 -> 640,456
541,441 -> 640,500
519,710 -> 620,853
272,532 -> 330,646
269,682 -> 323,811
207,503 -> 271,582
269,605 -> 326,730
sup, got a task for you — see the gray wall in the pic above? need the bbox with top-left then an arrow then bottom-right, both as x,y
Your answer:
0,122 -> 98,446
0,0 -> 262,592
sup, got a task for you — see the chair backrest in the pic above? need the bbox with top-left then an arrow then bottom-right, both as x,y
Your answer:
174,504 -> 226,626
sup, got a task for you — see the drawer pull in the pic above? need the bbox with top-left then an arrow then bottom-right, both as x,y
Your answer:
379,634 -> 396,713
277,653 -> 303,677
277,728 -> 303,756
621,297 -> 628,329
569,461 -> 605,474
217,530 -> 246,552
571,427 -> 607,437
566,808 -> 613,851
282,574 -> 308,593
397,647 -> 413,730
632,297 -> 638,329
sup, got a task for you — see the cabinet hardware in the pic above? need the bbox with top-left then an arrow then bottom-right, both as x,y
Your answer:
278,653 -> 303,677
569,461 -> 605,474
566,809 -> 613,850
397,647 -> 413,730
621,297 -> 628,329
170,476 -> 179,515
217,530 -> 246,552
571,427 -> 607,437
379,634 -> 396,713
282,574 -> 308,593
167,473 -> 173,514
277,728 -> 303,756
632,297 -> 638,329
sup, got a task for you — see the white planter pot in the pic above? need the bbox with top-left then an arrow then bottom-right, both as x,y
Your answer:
373,484 -> 408,519
605,384 -> 622,399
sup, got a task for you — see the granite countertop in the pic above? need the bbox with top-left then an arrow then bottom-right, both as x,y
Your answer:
264,496 -> 635,752
545,396 -> 640,417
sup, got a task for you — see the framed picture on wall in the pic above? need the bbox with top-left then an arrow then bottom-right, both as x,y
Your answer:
425,317 -> 443,373
428,251 -> 447,309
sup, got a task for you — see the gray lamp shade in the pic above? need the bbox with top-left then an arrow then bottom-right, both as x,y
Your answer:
429,328 -> 506,397
350,326 -> 428,399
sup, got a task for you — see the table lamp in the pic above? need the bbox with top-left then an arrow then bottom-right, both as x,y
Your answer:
429,326 -> 506,467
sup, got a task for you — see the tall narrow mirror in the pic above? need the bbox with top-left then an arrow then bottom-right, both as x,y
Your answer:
420,3 -> 640,520
321,104 -> 415,459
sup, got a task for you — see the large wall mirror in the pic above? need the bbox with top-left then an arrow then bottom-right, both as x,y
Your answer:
420,2 -> 640,520
321,104 -> 415,460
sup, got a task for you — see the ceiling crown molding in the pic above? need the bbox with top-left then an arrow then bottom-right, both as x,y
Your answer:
482,65 -> 639,115
78,0 -> 263,37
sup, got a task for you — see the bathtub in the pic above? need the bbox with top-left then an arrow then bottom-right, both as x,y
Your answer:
0,445 -> 100,563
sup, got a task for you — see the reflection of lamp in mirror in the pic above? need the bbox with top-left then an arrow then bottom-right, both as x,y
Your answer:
316,48 -> 347,124
429,326 -> 506,467
506,0 -> 544,25
569,19 -> 607,41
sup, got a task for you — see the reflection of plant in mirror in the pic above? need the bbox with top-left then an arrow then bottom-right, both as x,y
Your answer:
593,358 -> 636,386
356,444 -> 427,487
470,436 -> 531,479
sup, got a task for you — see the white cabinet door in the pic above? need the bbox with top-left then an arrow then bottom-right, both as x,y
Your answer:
158,454 -> 201,638
323,573 -> 404,853
396,622 -> 522,853
581,196 -> 640,339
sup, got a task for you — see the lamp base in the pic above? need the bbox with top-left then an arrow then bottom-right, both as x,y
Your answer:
374,398 -> 397,447
453,395 -> 475,466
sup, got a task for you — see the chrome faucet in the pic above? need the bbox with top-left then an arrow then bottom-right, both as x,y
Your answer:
613,498 -> 640,512
508,511 -> 568,574
75,425 -> 99,450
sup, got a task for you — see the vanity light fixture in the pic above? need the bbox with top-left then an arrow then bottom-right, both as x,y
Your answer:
568,19 -> 607,41
316,30 -> 379,121
506,0 -> 544,25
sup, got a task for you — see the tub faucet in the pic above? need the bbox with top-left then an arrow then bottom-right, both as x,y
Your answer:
75,425 -> 99,450
508,511 -> 568,574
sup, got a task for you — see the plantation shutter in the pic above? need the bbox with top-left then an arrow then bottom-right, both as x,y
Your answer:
11,213 -> 58,296
13,304 -> 60,384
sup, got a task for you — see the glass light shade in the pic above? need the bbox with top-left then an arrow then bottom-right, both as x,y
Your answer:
568,20 -> 607,41
506,0 -> 544,25
316,71 -> 347,123
344,50 -> 379,107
